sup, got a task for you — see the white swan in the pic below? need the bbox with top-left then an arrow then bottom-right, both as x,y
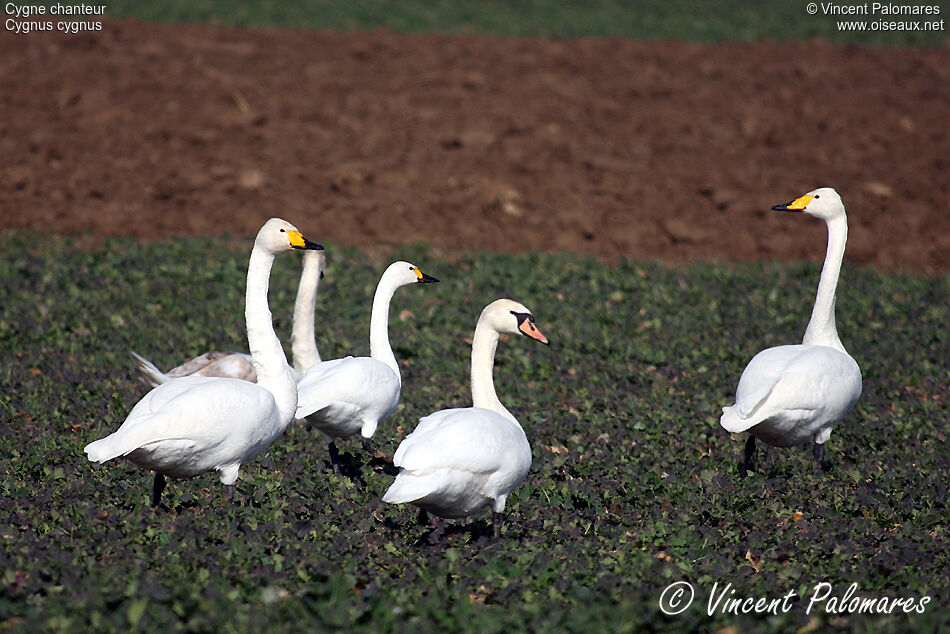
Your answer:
84,218 -> 323,506
720,188 -> 862,476
382,299 -> 549,538
131,249 -> 328,386
295,261 -> 439,473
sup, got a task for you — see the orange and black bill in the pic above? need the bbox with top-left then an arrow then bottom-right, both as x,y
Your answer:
772,194 -> 813,212
288,230 -> 324,250
512,311 -> 550,346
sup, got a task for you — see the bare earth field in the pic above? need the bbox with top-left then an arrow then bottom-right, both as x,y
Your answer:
1,20 -> 948,273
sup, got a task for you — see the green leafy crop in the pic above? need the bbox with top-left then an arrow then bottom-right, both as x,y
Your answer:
1,233 -> 947,632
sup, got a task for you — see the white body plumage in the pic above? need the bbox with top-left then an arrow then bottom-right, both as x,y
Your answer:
295,356 -> 400,441
384,406 -> 532,517
721,343 -> 861,447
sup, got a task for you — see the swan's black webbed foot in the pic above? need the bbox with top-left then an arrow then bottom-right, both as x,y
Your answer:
151,473 -> 166,508
327,442 -> 342,474
362,437 -> 389,460
813,442 -> 826,470
492,511 -> 505,538
741,435 -> 756,478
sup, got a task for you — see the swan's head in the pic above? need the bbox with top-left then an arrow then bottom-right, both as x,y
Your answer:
771,187 -> 844,221
256,218 -> 324,254
480,299 -> 550,345
382,261 -> 440,287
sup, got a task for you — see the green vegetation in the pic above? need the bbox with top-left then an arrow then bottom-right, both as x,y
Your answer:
1,233 -> 947,632
64,0 -> 944,45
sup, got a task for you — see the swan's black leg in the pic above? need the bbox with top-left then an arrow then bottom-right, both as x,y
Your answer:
813,442 -> 825,470
741,435 -> 756,478
492,512 -> 504,538
151,473 -> 166,507
223,484 -> 236,503
414,509 -> 444,547
363,438 -> 392,462
327,442 -> 341,474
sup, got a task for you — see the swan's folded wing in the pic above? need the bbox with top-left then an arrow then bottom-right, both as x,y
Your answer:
126,376 -> 221,416
166,351 -> 255,381
721,345 -> 861,433
295,357 -> 398,419
199,353 -> 256,382
392,408 -> 518,476
721,381 -> 782,433
84,377 -> 274,462
721,347 -> 801,432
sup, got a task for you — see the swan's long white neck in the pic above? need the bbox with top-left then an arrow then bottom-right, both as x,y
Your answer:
803,213 -> 847,353
470,320 -> 519,425
291,251 -> 322,375
245,246 -> 298,426
369,272 -> 402,385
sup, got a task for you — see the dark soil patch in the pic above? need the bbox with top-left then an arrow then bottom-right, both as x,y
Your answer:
2,20 -> 948,273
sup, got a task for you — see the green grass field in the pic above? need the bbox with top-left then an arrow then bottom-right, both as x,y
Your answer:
98,0 -> 950,45
1,234 -> 947,632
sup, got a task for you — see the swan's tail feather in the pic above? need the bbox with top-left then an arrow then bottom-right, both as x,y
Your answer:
382,473 -> 433,505
84,437 -> 127,463
720,378 -> 780,433
130,351 -> 169,388
720,405 -> 758,434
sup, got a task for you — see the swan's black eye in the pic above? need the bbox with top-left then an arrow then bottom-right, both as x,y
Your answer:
280,228 -> 285,232
814,195 -> 820,199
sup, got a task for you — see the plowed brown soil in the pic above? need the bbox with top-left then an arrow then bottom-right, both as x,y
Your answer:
2,20 -> 948,272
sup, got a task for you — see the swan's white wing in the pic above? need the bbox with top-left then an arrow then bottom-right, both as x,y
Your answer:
295,357 -> 399,420
84,376 -> 278,467
383,408 -> 531,516
723,346 -> 805,425
391,408 -> 521,474
721,344 -> 862,435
